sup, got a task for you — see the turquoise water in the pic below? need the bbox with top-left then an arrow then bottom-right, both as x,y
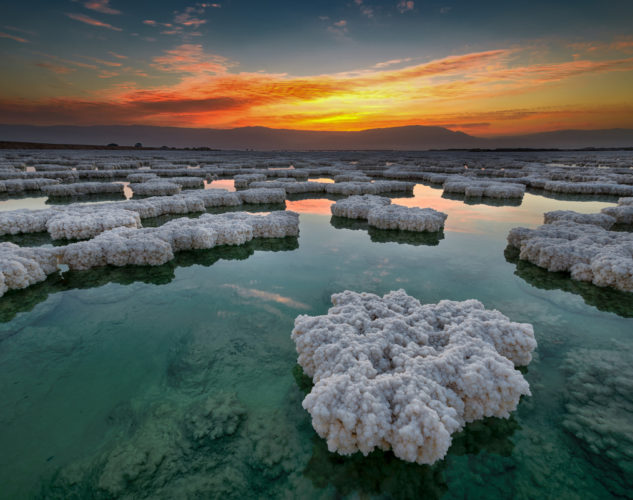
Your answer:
0,184 -> 632,499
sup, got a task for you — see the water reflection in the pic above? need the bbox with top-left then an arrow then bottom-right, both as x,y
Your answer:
0,237 -> 299,325
504,246 -> 633,318
330,216 -> 444,246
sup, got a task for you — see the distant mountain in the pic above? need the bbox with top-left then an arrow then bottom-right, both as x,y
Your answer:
0,124 -> 632,150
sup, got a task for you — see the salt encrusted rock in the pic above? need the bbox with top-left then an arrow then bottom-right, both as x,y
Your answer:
234,173 -> 267,189
443,177 -> 525,199
0,178 -> 59,193
291,289 -> 535,465
601,198 -> 633,224
58,211 -> 299,271
333,173 -> 372,183
331,195 -> 392,219
46,209 -> 142,240
130,181 -> 181,196
0,243 -> 59,297
238,188 -> 286,204
42,182 -> 125,197
543,210 -> 616,229
368,205 -> 447,232
507,221 -> 633,292
283,181 -> 329,194
162,177 -> 205,189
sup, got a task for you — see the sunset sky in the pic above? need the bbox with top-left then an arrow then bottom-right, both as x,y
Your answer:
1,0 -> 632,135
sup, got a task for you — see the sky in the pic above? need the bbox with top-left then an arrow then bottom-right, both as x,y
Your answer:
0,0 -> 632,136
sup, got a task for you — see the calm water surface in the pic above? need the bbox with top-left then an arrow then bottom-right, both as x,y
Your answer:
0,184 -> 631,499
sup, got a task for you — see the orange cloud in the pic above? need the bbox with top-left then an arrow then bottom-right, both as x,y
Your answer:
65,13 -> 122,31
83,0 -> 121,15
0,31 -> 29,43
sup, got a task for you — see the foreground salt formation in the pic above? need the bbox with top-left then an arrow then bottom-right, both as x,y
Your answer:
331,195 -> 447,232
130,180 -> 182,196
41,182 -> 125,197
507,221 -> 633,292
0,243 -> 58,296
291,289 -> 536,465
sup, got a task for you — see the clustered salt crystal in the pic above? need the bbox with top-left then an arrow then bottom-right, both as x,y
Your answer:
291,289 -> 536,464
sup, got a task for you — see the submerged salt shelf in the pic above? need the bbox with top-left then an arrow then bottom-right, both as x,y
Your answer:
292,289 -> 536,464
1,149 -> 633,500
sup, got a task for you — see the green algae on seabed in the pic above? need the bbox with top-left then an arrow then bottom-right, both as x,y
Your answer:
0,185 -> 631,499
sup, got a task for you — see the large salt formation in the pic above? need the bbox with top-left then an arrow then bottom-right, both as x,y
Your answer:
507,221 -> 633,292
291,289 -> 536,465
59,211 -> 300,270
42,182 -> 125,197
0,243 -> 58,297
331,195 -> 447,232
543,210 -> 616,229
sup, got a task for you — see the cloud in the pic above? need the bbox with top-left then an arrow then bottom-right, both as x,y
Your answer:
373,58 -> 413,69
35,62 -> 75,74
65,13 -> 123,31
83,0 -> 120,15
151,44 -> 231,74
0,31 -> 29,43
3,25 -> 36,36
174,5 -> 209,28
108,51 -> 127,59
397,1 -> 414,13
328,20 -> 348,37
81,56 -> 122,67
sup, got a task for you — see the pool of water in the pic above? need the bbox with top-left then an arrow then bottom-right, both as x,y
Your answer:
0,184 -> 631,499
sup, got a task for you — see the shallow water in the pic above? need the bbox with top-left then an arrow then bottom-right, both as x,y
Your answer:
0,183 -> 631,499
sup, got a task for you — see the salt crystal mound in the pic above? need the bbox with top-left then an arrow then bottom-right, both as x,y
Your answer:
442,177 -> 525,199
542,181 -> 633,196
0,243 -> 58,297
291,289 -> 535,465
161,177 -> 205,189
234,173 -> 267,189
130,180 -> 182,197
127,173 -> 158,183
543,210 -> 616,229
368,205 -> 448,232
46,209 -> 142,240
59,211 -> 299,271
249,180 -> 328,194
0,189 -> 243,237
601,197 -> 633,224
0,178 -> 60,193
507,221 -> 633,292
42,182 -> 125,197
325,181 -> 414,196
238,188 -> 286,204
331,195 -> 392,219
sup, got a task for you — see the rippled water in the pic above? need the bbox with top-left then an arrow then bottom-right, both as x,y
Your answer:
1,184 -> 631,499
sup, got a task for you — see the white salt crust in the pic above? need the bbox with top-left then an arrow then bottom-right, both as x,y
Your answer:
543,210 -> 616,229
42,182 -> 125,197
238,188 -> 286,204
331,195 -> 447,232
0,243 -> 58,296
58,211 -> 299,271
291,289 -> 535,465
130,181 -> 182,196
443,177 -> 526,199
601,198 -> 633,224
46,209 -> 142,240
507,221 -> 633,292
325,181 -> 414,196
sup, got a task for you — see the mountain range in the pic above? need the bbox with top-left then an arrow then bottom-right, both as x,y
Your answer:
1,124 -> 633,150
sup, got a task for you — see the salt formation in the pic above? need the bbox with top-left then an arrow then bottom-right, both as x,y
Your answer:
325,181 -> 413,196
46,209 -> 141,240
542,181 -> 633,196
234,173 -> 267,189
543,210 -> 616,229
42,182 -> 125,197
507,221 -> 633,292
130,181 -> 181,196
601,197 -> 633,224
291,289 -> 535,465
368,205 -> 447,232
59,211 -> 299,270
331,195 -> 391,219
443,177 -> 525,199
331,195 -> 447,232
0,243 -> 58,297
127,173 -> 158,183
162,177 -> 205,189
0,209 -> 53,235
238,188 -> 286,204
0,178 -> 59,193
